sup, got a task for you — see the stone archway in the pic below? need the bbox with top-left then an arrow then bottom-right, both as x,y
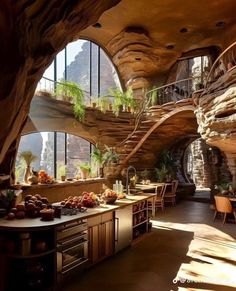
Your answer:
0,0 -> 120,186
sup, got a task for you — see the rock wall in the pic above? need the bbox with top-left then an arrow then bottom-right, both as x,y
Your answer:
194,66 -> 236,188
190,139 -> 212,188
107,27 -> 179,91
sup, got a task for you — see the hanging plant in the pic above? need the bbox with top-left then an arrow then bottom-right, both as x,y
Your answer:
55,80 -> 85,121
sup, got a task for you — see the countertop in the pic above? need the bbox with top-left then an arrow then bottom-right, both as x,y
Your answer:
0,194 -> 156,231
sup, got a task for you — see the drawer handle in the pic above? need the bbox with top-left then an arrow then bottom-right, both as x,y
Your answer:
61,258 -> 89,274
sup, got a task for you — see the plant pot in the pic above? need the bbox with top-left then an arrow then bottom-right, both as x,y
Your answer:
61,175 -> 66,182
80,169 -> 89,179
108,104 -> 112,111
92,102 -> 97,108
24,166 -> 32,184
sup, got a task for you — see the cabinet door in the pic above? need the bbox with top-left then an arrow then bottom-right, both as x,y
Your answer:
88,224 -> 100,263
102,220 -> 114,257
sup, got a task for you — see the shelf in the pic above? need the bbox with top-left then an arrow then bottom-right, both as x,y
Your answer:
133,208 -> 147,215
8,248 -> 56,259
133,219 -> 148,228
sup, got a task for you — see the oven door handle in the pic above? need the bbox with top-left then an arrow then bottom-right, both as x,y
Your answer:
58,233 -> 87,246
62,239 -> 88,253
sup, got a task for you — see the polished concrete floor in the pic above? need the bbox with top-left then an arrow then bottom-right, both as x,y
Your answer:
62,201 -> 236,291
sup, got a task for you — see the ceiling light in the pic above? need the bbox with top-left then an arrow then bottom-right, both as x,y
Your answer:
92,23 -> 102,28
180,28 -> 188,33
166,44 -> 174,50
216,21 -> 226,28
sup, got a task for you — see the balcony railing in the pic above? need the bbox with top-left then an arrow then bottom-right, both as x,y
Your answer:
145,77 -> 201,106
36,76 -> 91,103
205,41 -> 236,88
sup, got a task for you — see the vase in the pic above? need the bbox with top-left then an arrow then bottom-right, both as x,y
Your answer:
99,167 -> 104,178
24,166 -> 32,184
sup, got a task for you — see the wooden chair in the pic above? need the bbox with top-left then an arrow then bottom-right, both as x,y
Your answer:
148,184 -> 167,213
214,196 -> 236,224
164,180 -> 179,206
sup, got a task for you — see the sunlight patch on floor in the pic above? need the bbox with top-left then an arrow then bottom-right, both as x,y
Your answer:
152,220 -> 236,289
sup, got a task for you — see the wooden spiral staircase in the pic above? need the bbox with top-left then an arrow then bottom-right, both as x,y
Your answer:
116,78 -> 196,167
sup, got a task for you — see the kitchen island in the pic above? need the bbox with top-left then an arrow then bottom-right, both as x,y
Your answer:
0,193 -> 155,291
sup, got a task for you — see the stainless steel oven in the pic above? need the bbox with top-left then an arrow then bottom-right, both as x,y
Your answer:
56,219 -> 88,275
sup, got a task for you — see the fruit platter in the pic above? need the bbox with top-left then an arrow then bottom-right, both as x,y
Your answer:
5,194 -> 52,220
38,170 -> 54,184
59,192 -> 100,212
101,189 -> 118,204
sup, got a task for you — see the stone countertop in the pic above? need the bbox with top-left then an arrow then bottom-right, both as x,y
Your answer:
0,194 -> 156,231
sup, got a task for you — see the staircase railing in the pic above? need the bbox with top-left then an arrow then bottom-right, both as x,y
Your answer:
204,41 -> 236,89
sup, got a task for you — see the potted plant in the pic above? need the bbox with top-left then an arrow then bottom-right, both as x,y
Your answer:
124,87 -> 137,113
109,87 -> 124,116
155,165 -> 169,182
90,145 -> 104,177
102,145 -> 120,177
155,150 -> 177,182
79,162 -> 91,179
98,96 -> 110,113
140,169 -> 149,184
18,151 -> 38,184
58,165 -> 66,181
90,96 -> 98,109
55,79 -> 85,121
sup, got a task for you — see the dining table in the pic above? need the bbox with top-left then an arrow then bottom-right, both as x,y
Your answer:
135,182 -> 172,217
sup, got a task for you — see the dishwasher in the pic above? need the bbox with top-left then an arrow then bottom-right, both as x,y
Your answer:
115,205 -> 133,253
56,219 -> 88,276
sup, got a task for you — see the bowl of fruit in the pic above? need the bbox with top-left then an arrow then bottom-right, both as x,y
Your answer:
102,189 -> 118,205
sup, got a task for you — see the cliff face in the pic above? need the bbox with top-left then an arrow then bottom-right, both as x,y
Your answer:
66,41 -> 119,96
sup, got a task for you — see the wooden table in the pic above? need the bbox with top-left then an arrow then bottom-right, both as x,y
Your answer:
135,183 -> 171,217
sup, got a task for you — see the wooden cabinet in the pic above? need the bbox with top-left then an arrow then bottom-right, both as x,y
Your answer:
0,228 -> 56,291
132,199 -> 149,240
88,212 -> 114,264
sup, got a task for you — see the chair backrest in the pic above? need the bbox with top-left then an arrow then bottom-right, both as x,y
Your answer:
171,180 -> 179,195
214,196 -> 232,213
155,184 -> 167,197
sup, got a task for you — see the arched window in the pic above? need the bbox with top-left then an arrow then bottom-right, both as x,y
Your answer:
15,132 -> 92,182
37,39 -> 121,101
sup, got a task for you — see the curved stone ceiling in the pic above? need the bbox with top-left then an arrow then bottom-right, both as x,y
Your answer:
80,0 -> 236,86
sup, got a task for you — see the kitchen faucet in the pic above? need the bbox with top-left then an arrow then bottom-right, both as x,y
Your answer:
126,166 -> 137,195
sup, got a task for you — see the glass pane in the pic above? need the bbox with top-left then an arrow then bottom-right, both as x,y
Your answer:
67,40 -> 90,103
67,134 -> 91,178
36,61 -> 54,93
41,132 -> 55,177
16,132 -> 55,182
56,49 -> 66,81
100,49 -> 121,97
56,132 -> 66,179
